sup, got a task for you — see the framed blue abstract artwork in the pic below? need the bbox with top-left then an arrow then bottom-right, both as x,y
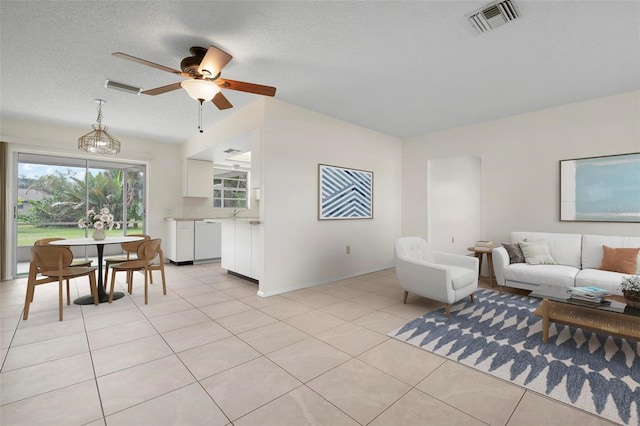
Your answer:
560,152 -> 640,222
318,164 -> 373,220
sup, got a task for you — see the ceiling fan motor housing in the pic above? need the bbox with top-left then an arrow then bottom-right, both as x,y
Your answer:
189,46 -> 208,57
180,55 -> 203,77
181,47 -> 221,80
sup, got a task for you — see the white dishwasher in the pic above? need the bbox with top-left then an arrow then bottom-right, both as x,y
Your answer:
194,220 -> 222,262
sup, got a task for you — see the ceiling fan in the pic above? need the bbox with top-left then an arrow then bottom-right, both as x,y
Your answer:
112,45 -> 276,131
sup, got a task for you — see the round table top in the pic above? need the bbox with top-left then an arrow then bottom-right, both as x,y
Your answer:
467,246 -> 494,253
49,236 -> 144,246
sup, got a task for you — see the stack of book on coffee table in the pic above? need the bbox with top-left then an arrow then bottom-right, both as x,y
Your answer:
566,286 -> 610,305
474,241 -> 494,249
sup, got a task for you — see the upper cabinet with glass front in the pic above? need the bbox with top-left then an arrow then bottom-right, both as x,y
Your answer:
182,159 -> 213,198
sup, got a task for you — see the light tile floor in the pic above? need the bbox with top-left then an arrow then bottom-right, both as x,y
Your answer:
0,262 -> 616,425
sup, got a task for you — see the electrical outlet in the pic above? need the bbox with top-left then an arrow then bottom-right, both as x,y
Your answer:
346,245 -> 351,254
451,237 -> 455,244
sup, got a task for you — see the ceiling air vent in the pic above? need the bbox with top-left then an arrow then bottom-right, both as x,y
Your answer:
105,80 -> 141,95
469,0 -> 519,33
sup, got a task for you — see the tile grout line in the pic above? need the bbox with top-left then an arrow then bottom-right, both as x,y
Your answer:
0,309 -> 22,374
79,284 -> 108,426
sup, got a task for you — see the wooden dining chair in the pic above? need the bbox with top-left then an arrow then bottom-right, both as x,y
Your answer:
108,238 -> 166,304
25,246 -> 99,321
34,238 -> 94,305
35,238 -> 93,267
103,234 -> 151,284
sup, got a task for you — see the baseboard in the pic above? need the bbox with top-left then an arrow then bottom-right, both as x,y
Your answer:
256,264 -> 394,297
168,260 -> 194,266
227,270 -> 259,285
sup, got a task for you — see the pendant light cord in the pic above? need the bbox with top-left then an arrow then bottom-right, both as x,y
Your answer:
96,100 -> 104,126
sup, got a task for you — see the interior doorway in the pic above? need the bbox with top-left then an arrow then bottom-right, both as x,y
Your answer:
427,156 -> 482,255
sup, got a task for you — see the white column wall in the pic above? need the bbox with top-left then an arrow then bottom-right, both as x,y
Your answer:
259,99 -> 402,296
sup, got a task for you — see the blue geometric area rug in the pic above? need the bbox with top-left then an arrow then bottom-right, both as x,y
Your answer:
388,289 -> 640,425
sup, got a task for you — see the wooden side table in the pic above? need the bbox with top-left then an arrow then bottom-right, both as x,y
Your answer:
467,246 -> 496,287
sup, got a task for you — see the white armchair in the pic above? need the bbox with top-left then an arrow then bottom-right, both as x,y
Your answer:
394,236 -> 479,317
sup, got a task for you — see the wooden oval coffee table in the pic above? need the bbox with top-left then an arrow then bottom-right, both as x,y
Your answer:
529,286 -> 640,343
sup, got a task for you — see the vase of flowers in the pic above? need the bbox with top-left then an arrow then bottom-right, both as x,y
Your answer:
91,228 -> 105,241
78,207 -> 119,240
620,275 -> 640,308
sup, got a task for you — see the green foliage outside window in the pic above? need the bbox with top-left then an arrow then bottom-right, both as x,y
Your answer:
213,170 -> 248,208
19,169 -> 144,227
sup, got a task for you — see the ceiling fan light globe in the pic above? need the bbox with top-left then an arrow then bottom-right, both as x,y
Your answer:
181,79 -> 220,102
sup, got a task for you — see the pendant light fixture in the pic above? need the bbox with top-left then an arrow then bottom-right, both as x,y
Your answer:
78,99 -> 121,155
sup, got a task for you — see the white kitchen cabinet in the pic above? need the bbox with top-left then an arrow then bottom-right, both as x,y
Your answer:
251,223 -> 262,279
235,222 -> 253,277
221,222 -> 236,271
221,220 -> 260,281
166,219 -> 194,264
182,159 -> 213,198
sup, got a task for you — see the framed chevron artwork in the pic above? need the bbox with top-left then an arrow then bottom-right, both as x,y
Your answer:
318,164 -> 373,220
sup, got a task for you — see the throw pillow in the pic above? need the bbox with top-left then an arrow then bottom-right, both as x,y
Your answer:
599,245 -> 640,274
519,240 -> 556,265
502,242 -> 525,264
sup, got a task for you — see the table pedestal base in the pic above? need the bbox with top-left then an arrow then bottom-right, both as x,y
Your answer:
74,291 -> 125,305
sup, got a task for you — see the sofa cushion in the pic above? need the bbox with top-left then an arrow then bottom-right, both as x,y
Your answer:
575,269 -> 626,295
582,234 -> 640,273
504,264 -> 578,288
502,242 -> 525,264
511,232 -> 582,268
520,240 -> 556,265
599,245 -> 640,274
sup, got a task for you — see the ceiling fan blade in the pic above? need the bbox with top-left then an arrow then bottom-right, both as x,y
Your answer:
112,52 -> 184,76
216,78 -> 276,97
141,82 -> 182,96
212,92 -> 233,110
198,45 -> 233,78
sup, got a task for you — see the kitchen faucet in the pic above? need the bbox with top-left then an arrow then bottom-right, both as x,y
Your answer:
232,209 -> 243,217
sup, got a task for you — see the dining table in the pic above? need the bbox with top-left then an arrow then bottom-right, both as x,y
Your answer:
50,235 -> 144,304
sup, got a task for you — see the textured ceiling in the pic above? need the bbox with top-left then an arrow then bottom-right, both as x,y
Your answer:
1,1 -> 639,145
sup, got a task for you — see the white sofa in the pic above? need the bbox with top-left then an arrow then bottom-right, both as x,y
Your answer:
493,232 -> 640,295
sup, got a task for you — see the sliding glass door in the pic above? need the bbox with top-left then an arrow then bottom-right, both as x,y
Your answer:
14,153 -> 146,275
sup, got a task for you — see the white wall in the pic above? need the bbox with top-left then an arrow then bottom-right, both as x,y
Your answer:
402,91 -> 640,246
259,99 -> 402,296
1,117 -> 183,279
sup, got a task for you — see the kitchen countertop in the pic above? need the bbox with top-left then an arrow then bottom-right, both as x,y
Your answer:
204,218 -> 261,224
165,217 -> 260,224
